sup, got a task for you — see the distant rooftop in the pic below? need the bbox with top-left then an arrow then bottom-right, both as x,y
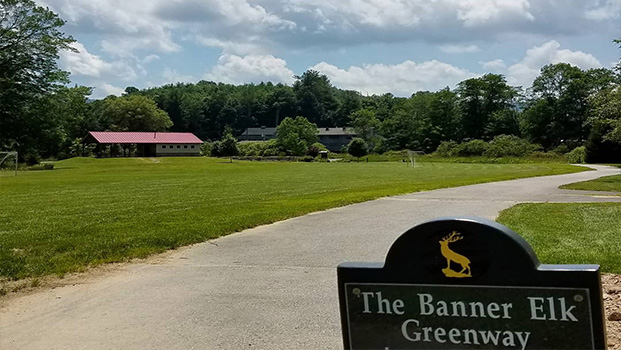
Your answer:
85,132 -> 203,144
243,127 -> 276,136
242,127 -> 355,136
317,127 -> 356,136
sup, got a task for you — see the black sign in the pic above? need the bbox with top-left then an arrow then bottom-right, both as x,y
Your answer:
337,217 -> 607,350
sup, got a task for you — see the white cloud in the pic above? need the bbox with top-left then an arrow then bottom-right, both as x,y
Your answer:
311,60 -> 475,96
91,83 -> 125,99
440,44 -> 480,54
204,54 -> 295,84
455,0 -> 534,27
39,0 -> 180,56
195,36 -> 268,56
39,0 -> 618,60
585,0 -> 621,20
42,0 -> 618,57
141,54 -> 161,64
60,42 -> 139,81
480,59 -> 507,70
490,41 -> 603,87
101,84 -> 125,96
162,68 -> 196,84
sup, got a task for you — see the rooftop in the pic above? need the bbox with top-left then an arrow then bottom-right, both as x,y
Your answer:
85,132 -> 203,144
242,127 -> 356,136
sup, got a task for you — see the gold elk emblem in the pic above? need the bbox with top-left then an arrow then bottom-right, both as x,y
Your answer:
439,231 -> 472,278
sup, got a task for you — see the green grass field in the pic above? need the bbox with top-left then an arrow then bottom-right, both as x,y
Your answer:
497,203 -> 621,273
0,157 -> 585,280
559,174 -> 621,192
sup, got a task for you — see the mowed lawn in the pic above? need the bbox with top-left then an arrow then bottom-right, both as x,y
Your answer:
0,157 -> 585,280
559,174 -> 621,192
497,203 -> 621,273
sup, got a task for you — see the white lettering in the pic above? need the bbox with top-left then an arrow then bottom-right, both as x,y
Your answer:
502,303 -> 513,319
419,294 -> 434,315
501,331 -> 515,347
528,297 -> 546,320
376,292 -> 391,314
487,303 -> 500,319
401,323 -> 530,350
423,327 -> 433,342
393,299 -> 405,315
469,301 -> 485,317
547,297 -> 557,320
516,332 -> 531,350
434,327 -> 446,343
448,328 -> 461,344
437,301 -> 449,316
463,329 -> 478,345
451,301 -> 466,317
559,298 -> 578,322
362,292 -> 374,314
478,330 -> 501,346
401,319 -> 420,342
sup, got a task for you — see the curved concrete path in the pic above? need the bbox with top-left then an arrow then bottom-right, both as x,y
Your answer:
1,165 -> 620,350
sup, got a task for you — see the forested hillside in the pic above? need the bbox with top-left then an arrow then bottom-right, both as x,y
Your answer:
1,1 -> 620,163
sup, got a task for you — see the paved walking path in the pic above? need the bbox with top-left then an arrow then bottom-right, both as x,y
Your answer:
1,165 -> 620,350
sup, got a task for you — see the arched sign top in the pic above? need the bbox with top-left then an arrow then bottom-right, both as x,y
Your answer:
383,217 -> 541,282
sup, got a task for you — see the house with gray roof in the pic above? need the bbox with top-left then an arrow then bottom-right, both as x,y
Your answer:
240,127 -> 357,152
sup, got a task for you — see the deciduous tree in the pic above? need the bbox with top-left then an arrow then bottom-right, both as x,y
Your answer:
219,126 -> 239,162
275,116 -> 318,156
0,0 -> 75,156
104,95 -> 173,132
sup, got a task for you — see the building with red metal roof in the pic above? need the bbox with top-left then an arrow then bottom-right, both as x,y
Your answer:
83,131 -> 203,157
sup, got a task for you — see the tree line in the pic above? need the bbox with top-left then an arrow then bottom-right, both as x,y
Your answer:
2,0 -> 620,163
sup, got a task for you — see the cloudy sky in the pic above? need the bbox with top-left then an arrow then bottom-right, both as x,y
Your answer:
40,0 -> 620,98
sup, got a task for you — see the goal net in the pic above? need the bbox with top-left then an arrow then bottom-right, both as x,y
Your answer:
0,151 -> 18,176
406,150 -> 428,167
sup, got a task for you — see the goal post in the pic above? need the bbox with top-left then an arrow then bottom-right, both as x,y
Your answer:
0,151 -> 18,176
406,150 -> 430,167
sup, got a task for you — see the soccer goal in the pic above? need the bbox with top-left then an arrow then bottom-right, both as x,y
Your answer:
406,150 -> 429,167
0,151 -> 18,176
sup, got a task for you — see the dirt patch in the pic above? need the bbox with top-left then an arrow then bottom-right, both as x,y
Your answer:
0,245 -> 190,308
604,274 -> 621,349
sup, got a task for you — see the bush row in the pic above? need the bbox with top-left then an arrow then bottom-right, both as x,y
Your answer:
434,135 -> 543,158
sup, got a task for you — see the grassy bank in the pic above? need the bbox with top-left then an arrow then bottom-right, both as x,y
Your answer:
0,157 -> 585,280
497,203 -> 621,273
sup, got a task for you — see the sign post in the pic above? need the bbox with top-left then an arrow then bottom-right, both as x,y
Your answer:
337,217 -> 607,350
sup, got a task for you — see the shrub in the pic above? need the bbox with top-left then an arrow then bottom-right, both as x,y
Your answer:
435,141 -> 458,157
25,152 -> 41,166
307,142 -> 327,157
301,155 -> 315,162
29,163 -> 54,171
201,142 -> 213,156
455,139 -> 488,156
262,141 -> 280,157
210,141 -> 222,157
551,144 -> 569,155
340,145 -> 348,154
567,146 -> 587,164
484,135 -> 539,157
237,140 -> 281,157
220,133 -> 239,160
348,138 -> 369,159
237,142 -> 256,157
